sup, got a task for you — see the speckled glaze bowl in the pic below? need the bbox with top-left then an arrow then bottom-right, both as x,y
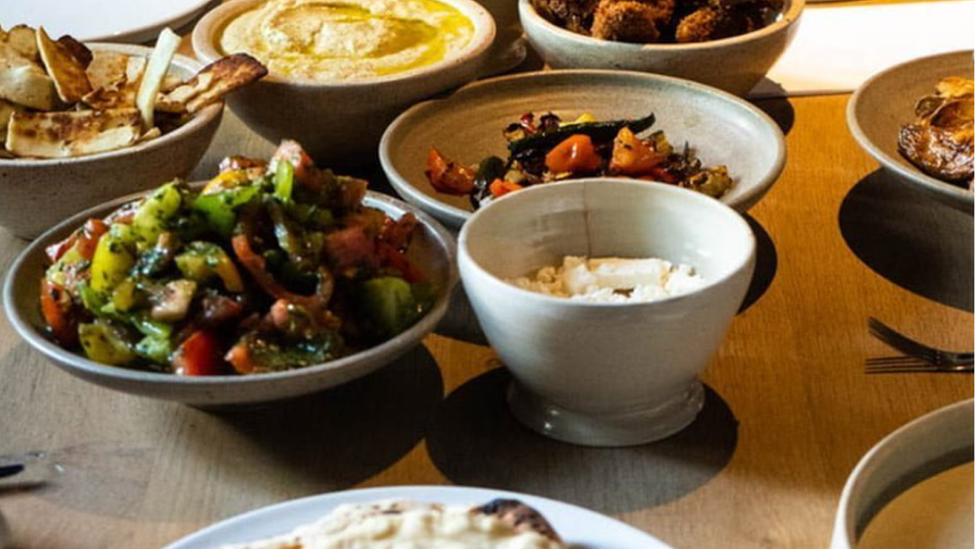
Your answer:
831,399 -> 973,549
459,180 -> 755,446
519,0 -> 804,96
193,0 -> 496,167
381,69 -> 786,231
3,188 -> 457,407
847,50 -> 974,213
0,44 -> 223,240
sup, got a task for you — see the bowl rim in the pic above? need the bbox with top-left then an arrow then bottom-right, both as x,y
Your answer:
846,49 -> 975,208
518,0 -> 805,52
830,398 -> 974,549
192,0 -> 496,88
457,179 -> 757,309
3,185 -> 459,387
379,68 -> 787,228
0,42 -> 223,167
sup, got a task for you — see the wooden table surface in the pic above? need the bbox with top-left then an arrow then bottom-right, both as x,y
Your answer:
0,10 -> 973,549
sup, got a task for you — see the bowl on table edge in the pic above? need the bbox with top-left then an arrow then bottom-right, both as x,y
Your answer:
380,69 -> 786,231
847,50 -> 974,214
192,0 -> 496,167
518,0 -> 804,96
831,399 -> 974,549
3,188 -> 458,407
0,43 -> 223,240
458,180 -> 756,447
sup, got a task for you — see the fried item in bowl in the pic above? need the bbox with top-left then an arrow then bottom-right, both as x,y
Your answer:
897,76 -> 974,188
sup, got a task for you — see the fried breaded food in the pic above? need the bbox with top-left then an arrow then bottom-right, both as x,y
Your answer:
675,0 -> 776,42
531,0 -> 601,33
592,0 -> 675,42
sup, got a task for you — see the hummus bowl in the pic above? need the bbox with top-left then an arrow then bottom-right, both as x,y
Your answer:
193,0 -> 496,166
0,43 -> 223,240
3,187 -> 458,407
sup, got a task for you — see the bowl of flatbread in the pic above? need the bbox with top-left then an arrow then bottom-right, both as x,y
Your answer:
0,25 -> 267,239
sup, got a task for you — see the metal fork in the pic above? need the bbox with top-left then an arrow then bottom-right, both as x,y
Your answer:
866,317 -> 974,374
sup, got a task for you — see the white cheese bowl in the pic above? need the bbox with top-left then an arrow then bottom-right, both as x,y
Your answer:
458,179 -> 756,446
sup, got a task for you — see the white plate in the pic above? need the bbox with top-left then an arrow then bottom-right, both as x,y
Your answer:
163,486 -> 676,549
831,399 -> 974,549
0,0 -> 213,43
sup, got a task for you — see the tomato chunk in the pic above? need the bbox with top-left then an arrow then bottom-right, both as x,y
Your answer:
488,178 -> 523,198
174,331 -> 225,376
40,279 -> 76,345
610,127 -> 664,176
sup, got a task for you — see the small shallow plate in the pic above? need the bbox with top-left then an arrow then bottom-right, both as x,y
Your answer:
831,399 -> 974,549
847,50 -> 974,213
3,187 -> 457,407
162,485 -> 676,549
380,70 -> 786,230
0,0 -> 213,43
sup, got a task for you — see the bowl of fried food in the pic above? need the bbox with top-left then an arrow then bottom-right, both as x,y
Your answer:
848,50 -> 974,213
519,0 -> 803,96
3,140 -> 457,407
0,25 -> 267,239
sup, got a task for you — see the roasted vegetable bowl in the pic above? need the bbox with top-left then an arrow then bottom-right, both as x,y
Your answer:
3,141 -> 457,406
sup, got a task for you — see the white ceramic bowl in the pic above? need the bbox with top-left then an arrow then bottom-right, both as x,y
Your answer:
380,69 -> 786,231
0,43 -> 223,239
458,180 -> 755,446
4,188 -> 458,407
519,0 -> 804,96
831,399 -> 974,549
192,0 -> 496,166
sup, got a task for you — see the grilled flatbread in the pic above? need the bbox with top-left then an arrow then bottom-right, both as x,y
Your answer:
6,107 -> 142,158
135,27 -> 180,129
214,499 -> 567,549
156,53 -> 267,114
83,55 -> 146,110
36,26 -> 92,103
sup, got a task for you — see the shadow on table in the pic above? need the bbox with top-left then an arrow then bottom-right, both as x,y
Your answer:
751,93 -> 796,136
740,214 -> 778,314
839,169 -> 974,312
426,368 -> 738,515
200,346 -> 444,491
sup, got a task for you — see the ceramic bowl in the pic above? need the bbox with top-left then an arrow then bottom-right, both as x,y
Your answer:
847,50 -> 974,213
3,188 -> 458,407
458,180 -> 755,447
0,44 -> 223,240
519,0 -> 803,96
381,69 -> 786,231
192,0 -> 496,167
831,399 -> 973,549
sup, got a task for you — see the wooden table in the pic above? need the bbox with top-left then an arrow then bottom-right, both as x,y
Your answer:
0,21 -> 973,549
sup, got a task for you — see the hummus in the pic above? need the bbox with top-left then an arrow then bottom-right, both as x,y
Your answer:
219,0 -> 475,82
220,500 -> 566,549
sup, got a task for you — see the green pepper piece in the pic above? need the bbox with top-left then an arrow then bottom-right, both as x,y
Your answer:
133,182 -> 183,244
79,320 -> 136,365
192,185 -> 259,238
135,333 -> 173,364
362,276 -> 417,338
274,160 -> 294,203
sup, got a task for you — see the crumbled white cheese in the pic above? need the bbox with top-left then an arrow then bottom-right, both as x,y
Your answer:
509,256 -> 705,303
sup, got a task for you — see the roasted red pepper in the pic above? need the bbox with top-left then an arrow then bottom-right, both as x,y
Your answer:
425,148 -> 476,195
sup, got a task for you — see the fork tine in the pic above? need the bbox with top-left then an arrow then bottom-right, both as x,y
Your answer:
868,318 -> 938,361
865,355 -> 930,365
